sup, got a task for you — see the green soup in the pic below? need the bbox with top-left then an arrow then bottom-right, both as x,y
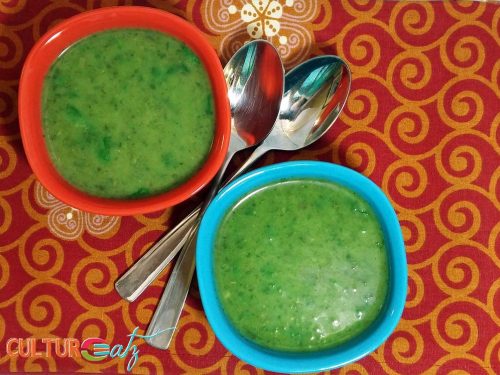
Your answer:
214,179 -> 389,352
42,29 -> 215,199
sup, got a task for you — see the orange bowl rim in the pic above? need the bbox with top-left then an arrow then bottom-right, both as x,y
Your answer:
18,6 -> 231,216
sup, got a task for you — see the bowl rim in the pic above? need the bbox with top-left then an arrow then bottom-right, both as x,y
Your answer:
196,160 -> 407,373
18,6 -> 231,215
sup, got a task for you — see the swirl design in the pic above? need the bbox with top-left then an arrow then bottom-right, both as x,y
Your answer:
0,196 -> 12,236
0,1 -> 499,374
433,243 -> 484,296
0,255 -> 8,292
121,297 -> 156,333
0,0 -> 27,14
19,233 -> 64,278
341,0 -> 381,17
22,357 -> 57,372
385,324 -> 424,365
435,355 -> 491,375
16,284 -> 64,334
0,28 -> 23,69
434,188 -> 490,240
126,355 -> 163,374
343,88 -> 378,127
71,257 -> 119,305
438,79 -> 488,130
0,313 -> 5,343
444,1 -> 485,20
437,136 -> 484,184
0,82 -> 17,128
388,51 -> 434,101
341,24 -> 384,74
68,311 -> 115,344
171,309 -> 223,372
390,2 -> 436,47
406,269 -> 424,309
385,105 -> 434,156
434,306 -> 479,353
339,363 -> 370,375
384,160 -> 429,207
444,32 -> 485,74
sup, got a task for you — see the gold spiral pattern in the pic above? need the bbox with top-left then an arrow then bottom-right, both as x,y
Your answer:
0,140 -> 16,180
0,0 -> 27,14
348,34 -> 381,73
16,288 -> 62,335
387,51 -> 434,105
68,311 -> 115,344
0,27 -> 23,69
340,0 -> 383,19
399,213 -> 425,254
392,1 -> 435,37
437,141 -> 483,185
339,363 -> 369,375
121,297 -> 156,334
344,142 -> 376,177
0,1 -> 499,374
0,255 -> 7,293
23,357 -> 57,372
0,196 -> 12,236
383,160 -> 428,207
71,256 -> 118,298
434,190 -> 483,240
388,323 -> 424,364
438,81 -> 485,130
433,244 -> 481,297
393,106 -> 429,145
407,269 -> 424,309
442,34 -> 485,75
444,1 -> 486,21
342,89 -> 378,127
19,236 -> 64,278
125,355 -> 163,375
0,83 -> 18,126
433,309 -> 479,354
0,313 -> 5,343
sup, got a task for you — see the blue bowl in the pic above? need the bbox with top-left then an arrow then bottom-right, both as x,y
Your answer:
196,161 -> 407,373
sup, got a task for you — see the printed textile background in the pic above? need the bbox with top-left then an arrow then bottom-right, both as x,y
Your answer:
1,0 -> 500,374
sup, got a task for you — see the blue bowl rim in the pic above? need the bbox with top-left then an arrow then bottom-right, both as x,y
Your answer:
196,160 -> 407,373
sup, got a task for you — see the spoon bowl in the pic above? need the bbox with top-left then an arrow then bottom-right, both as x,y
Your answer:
236,55 -> 351,169
279,56 -> 351,149
225,41 -> 284,148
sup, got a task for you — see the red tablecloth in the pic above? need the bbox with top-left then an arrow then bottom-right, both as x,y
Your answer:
1,0 -> 499,373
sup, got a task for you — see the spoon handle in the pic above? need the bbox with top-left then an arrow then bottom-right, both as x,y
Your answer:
144,225 -> 198,348
115,150 -> 231,302
144,148 -> 235,349
143,144 -> 271,349
114,209 -> 198,302
114,145 -> 271,302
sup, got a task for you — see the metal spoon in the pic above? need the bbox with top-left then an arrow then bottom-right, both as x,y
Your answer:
136,40 -> 283,349
115,55 -> 352,303
144,55 -> 351,349
115,40 -> 284,302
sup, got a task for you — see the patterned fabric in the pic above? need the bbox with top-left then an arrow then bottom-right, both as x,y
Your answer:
1,0 -> 499,373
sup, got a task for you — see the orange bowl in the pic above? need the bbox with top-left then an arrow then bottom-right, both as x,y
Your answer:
19,6 -> 230,216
